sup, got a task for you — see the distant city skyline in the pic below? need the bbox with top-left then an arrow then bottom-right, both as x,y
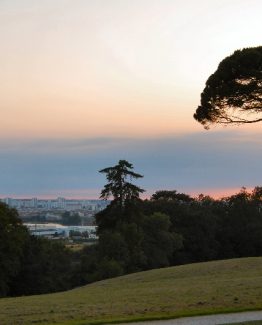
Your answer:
1,196 -> 109,211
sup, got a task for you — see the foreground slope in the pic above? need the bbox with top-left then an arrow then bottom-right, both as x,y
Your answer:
0,257 -> 262,325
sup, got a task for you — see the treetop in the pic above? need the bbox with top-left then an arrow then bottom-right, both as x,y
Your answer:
194,46 -> 262,128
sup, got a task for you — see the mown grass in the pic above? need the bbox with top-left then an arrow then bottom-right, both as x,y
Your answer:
0,257 -> 261,325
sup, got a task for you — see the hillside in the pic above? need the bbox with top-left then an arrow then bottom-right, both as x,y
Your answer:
0,257 -> 262,325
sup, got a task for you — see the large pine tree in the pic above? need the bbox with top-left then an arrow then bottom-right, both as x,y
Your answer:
99,160 -> 145,207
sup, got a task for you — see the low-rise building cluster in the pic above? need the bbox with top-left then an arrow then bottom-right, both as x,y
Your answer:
1,197 -> 109,211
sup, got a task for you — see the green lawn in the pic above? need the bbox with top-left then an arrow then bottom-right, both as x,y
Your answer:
0,257 -> 261,325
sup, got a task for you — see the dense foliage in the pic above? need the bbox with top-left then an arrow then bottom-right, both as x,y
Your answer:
0,202 -> 74,297
75,186 -> 262,287
0,203 -> 28,296
194,46 -> 262,128
142,188 -> 262,264
1,160 -> 262,297
76,161 -> 183,283
76,162 -> 262,287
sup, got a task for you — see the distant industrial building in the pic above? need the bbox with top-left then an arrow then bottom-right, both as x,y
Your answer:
25,223 -> 98,239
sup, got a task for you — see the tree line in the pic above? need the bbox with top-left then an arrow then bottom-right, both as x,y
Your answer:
1,160 -> 262,297
75,161 -> 262,286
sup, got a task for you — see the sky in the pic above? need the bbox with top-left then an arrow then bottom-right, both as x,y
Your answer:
0,0 -> 262,199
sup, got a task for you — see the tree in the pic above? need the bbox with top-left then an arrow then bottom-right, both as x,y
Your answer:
219,188 -> 262,258
151,190 -> 193,203
10,237 -> 73,296
99,160 -> 145,207
0,203 -> 29,296
61,211 -> 81,225
141,213 -> 183,269
194,46 -> 262,129
251,186 -> 262,201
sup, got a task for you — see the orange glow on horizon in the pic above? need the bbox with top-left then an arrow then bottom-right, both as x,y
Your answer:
140,187 -> 256,201
3,186 -> 254,201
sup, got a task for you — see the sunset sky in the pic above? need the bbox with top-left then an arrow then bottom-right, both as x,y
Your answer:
1,0 -> 262,198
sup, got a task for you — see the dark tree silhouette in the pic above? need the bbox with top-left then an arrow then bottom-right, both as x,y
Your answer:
151,190 -> 193,203
99,160 -> 145,207
194,46 -> 262,129
0,203 -> 29,296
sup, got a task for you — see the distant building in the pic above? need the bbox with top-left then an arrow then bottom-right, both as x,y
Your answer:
24,223 -> 98,239
25,223 -> 69,238
1,197 -> 110,212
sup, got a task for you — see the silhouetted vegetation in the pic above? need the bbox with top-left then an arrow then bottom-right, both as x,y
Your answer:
194,46 -> 262,128
75,162 -> 262,287
0,202 -> 75,297
9,236 -> 73,296
75,185 -> 262,287
1,161 -> 262,297
142,187 -> 262,264
0,203 -> 28,296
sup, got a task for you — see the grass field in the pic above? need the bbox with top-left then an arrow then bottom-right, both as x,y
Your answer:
0,257 -> 261,325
